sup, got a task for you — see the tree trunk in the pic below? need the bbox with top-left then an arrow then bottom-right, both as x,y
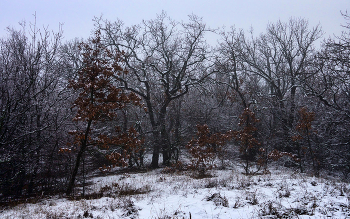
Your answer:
289,85 -> 297,129
159,102 -> 172,166
151,130 -> 160,168
161,127 -> 171,166
150,100 -> 172,168
66,119 -> 92,196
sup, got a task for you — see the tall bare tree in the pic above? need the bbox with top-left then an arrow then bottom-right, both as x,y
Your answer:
221,19 -> 322,149
94,12 -> 213,167
303,12 -> 350,177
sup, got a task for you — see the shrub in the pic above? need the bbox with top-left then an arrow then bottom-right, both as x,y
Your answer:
232,108 -> 262,174
186,124 -> 232,177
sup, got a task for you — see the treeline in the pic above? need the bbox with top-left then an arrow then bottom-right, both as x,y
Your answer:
1,12 -> 349,200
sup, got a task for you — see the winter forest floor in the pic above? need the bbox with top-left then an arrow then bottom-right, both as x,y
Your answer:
1,161 -> 350,219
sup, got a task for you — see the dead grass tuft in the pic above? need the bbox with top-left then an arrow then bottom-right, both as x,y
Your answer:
206,192 -> 229,207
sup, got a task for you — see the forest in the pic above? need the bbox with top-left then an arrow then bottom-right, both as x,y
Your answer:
1,11 -> 350,204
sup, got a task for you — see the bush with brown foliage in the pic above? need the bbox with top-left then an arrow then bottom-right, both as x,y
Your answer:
187,124 -> 232,176
232,108 -> 262,174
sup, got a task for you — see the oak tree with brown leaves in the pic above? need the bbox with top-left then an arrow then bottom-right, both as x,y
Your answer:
66,30 -> 141,195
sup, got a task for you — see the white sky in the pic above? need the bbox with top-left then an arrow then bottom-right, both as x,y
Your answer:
0,0 -> 349,43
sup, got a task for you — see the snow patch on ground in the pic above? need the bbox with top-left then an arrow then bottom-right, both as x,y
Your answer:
1,166 -> 350,218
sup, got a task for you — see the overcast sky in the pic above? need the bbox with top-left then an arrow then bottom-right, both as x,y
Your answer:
0,0 -> 349,43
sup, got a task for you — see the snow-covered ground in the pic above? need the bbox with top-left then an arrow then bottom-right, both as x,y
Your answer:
1,165 -> 350,218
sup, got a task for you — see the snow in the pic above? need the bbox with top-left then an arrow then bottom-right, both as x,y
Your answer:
1,165 -> 350,218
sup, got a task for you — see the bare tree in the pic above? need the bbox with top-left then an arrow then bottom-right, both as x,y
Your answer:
227,19 -> 322,149
0,20 -> 71,198
303,12 -> 350,177
94,12 -> 213,167
307,12 -> 350,118
216,28 -> 249,109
